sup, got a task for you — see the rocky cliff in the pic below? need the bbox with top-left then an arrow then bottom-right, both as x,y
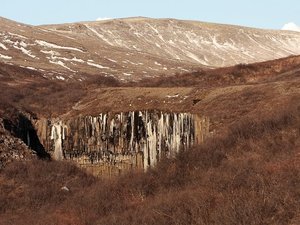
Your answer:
35,111 -> 209,175
0,114 -> 39,169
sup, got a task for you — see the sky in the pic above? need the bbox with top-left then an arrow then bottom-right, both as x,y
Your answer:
0,0 -> 300,30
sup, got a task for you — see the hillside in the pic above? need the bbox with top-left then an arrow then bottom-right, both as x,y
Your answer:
0,16 -> 299,225
0,101 -> 299,224
1,17 -> 300,82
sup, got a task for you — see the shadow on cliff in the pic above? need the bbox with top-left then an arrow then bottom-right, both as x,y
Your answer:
3,113 -> 50,159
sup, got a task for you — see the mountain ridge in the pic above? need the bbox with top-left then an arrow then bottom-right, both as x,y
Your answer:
1,16 -> 300,82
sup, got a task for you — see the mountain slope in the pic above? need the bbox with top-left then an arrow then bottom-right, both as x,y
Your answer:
51,17 -> 300,66
0,17 -> 300,82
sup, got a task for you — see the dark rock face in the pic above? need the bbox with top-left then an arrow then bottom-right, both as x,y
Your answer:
3,113 -> 50,159
0,110 -> 209,174
36,111 -> 209,174
0,117 -> 36,169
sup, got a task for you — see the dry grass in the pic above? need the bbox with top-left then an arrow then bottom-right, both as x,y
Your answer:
1,55 -> 299,118
0,102 -> 299,225
134,55 -> 300,88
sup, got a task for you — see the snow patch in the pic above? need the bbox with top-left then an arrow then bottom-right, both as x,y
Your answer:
13,46 -> 36,58
57,56 -> 84,63
0,53 -> 12,59
132,45 -> 141,51
122,60 -> 143,66
106,58 -> 117,63
26,66 -> 37,71
56,76 -> 65,80
67,57 -> 84,63
179,68 -> 189,72
186,52 -> 209,65
0,43 -> 8,50
19,41 -> 28,48
35,40 -> 84,52
41,50 -> 84,63
8,32 -> 28,39
166,94 -> 179,98
2,39 -> 14,44
85,25 -> 114,45
41,50 -> 60,57
87,62 -> 110,69
50,60 -> 75,72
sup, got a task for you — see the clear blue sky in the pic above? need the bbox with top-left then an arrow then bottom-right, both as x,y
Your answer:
1,0 -> 299,29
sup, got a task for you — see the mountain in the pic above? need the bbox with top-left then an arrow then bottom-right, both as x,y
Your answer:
1,17 -> 300,82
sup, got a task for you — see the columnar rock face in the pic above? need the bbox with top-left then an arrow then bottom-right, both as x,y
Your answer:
50,121 -> 67,161
36,111 -> 209,174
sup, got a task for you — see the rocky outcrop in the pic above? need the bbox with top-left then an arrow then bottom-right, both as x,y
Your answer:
2,113 -> 50,159
36,111 -> 209,175
0,118 -> 35,169
0,109 -> 209,174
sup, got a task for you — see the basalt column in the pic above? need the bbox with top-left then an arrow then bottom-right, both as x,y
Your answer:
44,111 -> 209,172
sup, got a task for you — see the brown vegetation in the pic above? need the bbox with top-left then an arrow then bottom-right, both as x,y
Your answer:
1,55 -> 299,118
0,101 -> 299,225
0,62 -> 127,117
135,55 -> 300,87
0,48 -> 300,225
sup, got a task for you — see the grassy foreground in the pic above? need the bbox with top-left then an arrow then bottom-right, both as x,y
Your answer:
0,103 -> 299,225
